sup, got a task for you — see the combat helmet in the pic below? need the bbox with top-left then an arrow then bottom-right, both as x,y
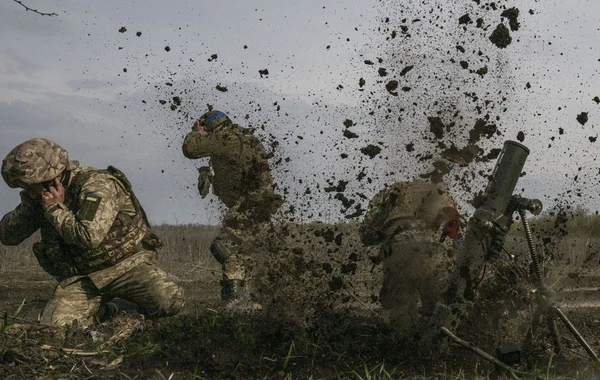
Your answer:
198,110 -> 231,132
1,138 -> 70,188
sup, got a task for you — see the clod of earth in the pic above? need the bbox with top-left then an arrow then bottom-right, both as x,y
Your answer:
476,18 -> 484,28
172,96 -> 182,106
428,117 -> 445,139
517,131 -> 525,142
364,60 -> 374,65
118,26 -> 127,33
378,67 -> 388,77
216,84 -> 228,92
589,136 -> 597,143
136,31 -> 142,37
456,45 -> 465,53
475,66 -> 488,77
441,144 -> 481,166
489,23 -> 512,48
324,180 -> 348,193
468,119 -> 497,144
343,119 -> 354,128
458,14 -> 472,25
593,96 -> 599,104
158,100 -> 166,105
460,61 -> 469,69
164,46 -> 171,52
399,65 -> 414,76
577,112 -> 588,125
343,130 -> 359,139
501,7 -> 520,31
259,69 -> 269,77
385,80 -> 399,96
360,144 -> 382,158
359,78 -> 365,87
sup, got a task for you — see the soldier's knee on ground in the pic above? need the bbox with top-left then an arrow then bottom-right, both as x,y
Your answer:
210,240 -> 232,264
148,281 -> 185,318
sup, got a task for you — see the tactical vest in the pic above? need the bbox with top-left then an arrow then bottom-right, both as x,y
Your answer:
33,166 -> 162,279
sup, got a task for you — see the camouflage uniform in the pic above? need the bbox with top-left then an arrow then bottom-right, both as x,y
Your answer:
182,119 -> 282,304
0,139 -> 184,327
359,180 -> 462,337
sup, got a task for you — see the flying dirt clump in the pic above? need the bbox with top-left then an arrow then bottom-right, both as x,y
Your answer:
360,144 -> 382,158
386,80 -> 399,96
489,23 -> 512,48
577,112 -> 588,125
428,117 -> 445,139
501,7 -> 520,31
594,96 -> 600,104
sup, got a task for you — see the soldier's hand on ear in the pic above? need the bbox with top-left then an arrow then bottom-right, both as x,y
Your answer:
41,177 -> 65,209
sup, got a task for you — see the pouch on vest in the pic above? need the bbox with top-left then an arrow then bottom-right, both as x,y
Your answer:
106,165 -> 164,249
32,242 -> 77,278
197,166 -> 213,199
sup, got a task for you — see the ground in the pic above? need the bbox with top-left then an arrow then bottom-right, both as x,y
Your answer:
2,224 -> 600,379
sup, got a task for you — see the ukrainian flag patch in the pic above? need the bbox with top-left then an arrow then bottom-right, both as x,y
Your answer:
78,193 -> 102,221
86,194 -> 100,202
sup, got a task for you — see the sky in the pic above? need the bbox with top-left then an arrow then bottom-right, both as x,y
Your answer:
0,0 -> 599,225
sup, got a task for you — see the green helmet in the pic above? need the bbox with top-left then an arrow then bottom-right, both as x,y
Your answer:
198,110 -> 231,132
1,138 -> 70,188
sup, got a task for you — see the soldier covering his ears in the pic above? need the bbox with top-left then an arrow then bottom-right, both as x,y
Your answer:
0,138 -> 184,327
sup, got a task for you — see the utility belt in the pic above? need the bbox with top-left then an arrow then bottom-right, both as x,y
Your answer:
32,230 -> 162,279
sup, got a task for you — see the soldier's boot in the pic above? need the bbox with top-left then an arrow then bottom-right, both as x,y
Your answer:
95,301 -> 120,324
220,279 -> 260,313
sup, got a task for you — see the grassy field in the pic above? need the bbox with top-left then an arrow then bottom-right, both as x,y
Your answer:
2,219 -> 600,379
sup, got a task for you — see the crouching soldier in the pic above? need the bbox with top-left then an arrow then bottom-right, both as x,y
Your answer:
0,138 -> 184,327
359,180 -> 463,338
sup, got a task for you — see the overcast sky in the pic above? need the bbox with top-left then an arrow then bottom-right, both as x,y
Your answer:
1,0 -> 599,225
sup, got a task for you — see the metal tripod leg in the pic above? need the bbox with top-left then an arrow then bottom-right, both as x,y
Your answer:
519,209 -> 599,363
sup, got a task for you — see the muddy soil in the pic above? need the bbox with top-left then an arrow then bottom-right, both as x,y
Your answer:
2,227 -> 600,379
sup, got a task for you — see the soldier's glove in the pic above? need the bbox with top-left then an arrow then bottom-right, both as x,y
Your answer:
197,166 -> 213,199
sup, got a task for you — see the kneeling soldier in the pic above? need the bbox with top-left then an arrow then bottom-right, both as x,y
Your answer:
0,138 -> 184,327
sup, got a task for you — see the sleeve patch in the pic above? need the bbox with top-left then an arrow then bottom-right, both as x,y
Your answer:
78,193 -> 102,221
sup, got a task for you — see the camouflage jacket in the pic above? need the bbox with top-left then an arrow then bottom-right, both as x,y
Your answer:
182,124 -> 281,210
0,162 -> 156,280
359,180 -> 460,247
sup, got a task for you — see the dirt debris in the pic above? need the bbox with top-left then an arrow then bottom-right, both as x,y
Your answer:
360,144 -> 382,158
501,7 -> 520,31
577,112 -> 588,125
489,23 -> 512,48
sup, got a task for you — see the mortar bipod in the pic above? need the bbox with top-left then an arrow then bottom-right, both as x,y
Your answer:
512,195 -> 600,363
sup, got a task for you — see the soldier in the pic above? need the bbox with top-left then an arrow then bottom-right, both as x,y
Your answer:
359,180 -> 463,338
182,110 -> 283,310
0,138 -> 184,328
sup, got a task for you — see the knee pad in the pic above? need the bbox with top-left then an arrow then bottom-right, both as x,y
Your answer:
210,240 -> 232,264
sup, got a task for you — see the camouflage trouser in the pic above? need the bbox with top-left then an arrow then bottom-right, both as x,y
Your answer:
379,239 -> 455,337
39,261 -> 184,327
211,211 -> 255,281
